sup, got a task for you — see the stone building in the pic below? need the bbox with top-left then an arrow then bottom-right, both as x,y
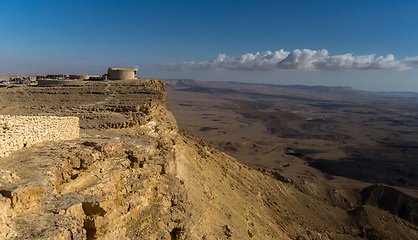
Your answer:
107,68 -> 137,80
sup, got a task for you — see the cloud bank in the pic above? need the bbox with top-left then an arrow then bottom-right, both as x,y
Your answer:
163,49 -> 415,71
402,56 -> 418,68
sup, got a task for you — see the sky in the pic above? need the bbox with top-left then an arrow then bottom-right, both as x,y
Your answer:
1,0 -> 418,92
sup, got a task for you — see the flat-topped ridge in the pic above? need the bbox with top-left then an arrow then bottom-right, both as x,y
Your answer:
0,79 -> 167,130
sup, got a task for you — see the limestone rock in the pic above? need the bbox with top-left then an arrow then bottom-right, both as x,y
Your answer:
0,79 -> 417,239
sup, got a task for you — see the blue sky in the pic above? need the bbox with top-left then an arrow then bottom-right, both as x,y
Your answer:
1,0 -> 418,92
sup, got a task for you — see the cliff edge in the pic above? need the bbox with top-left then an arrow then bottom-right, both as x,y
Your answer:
0,79 -> 417,239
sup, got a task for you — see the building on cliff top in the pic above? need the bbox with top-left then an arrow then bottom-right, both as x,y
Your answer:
11,67 -> 138,86
107,68 -> 138,80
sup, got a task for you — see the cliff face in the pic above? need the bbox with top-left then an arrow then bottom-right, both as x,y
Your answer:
0,80 -> 417,239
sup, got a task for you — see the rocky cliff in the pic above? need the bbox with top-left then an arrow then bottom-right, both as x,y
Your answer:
0,79 -> 417,239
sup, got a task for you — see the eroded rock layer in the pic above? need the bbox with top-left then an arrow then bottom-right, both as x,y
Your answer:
0,79 -> 417,239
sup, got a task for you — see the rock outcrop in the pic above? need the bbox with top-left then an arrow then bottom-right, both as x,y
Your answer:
0,79 -> 417,239
360,184 -> 418,225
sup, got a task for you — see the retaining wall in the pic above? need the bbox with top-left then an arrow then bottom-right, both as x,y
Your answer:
0,115 -> 79,157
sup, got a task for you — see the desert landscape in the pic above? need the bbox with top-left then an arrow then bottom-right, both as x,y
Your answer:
164,79 -> 418,196
3,1 -> 418,239
0,78 -> 417,239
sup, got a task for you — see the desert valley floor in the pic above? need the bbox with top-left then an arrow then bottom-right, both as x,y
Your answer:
164,79 -> 418,198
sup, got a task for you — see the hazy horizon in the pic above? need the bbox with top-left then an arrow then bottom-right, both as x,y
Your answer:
2,69 -> 418,93
1,0 -> 418,92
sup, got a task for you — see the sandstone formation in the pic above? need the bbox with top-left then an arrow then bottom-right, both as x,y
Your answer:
0,79 -> 417,239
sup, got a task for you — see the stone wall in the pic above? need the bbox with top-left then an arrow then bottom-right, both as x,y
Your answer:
0,115 -> 79,158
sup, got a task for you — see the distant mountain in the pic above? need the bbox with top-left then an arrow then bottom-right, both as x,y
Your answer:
0,72 -> 43,79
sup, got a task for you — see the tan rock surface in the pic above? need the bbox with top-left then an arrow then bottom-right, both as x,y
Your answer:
0,79 -> 417,239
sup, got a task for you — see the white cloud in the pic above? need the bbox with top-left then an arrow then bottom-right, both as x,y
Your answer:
402,56 -> 418,67
162,49 -> 411,71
